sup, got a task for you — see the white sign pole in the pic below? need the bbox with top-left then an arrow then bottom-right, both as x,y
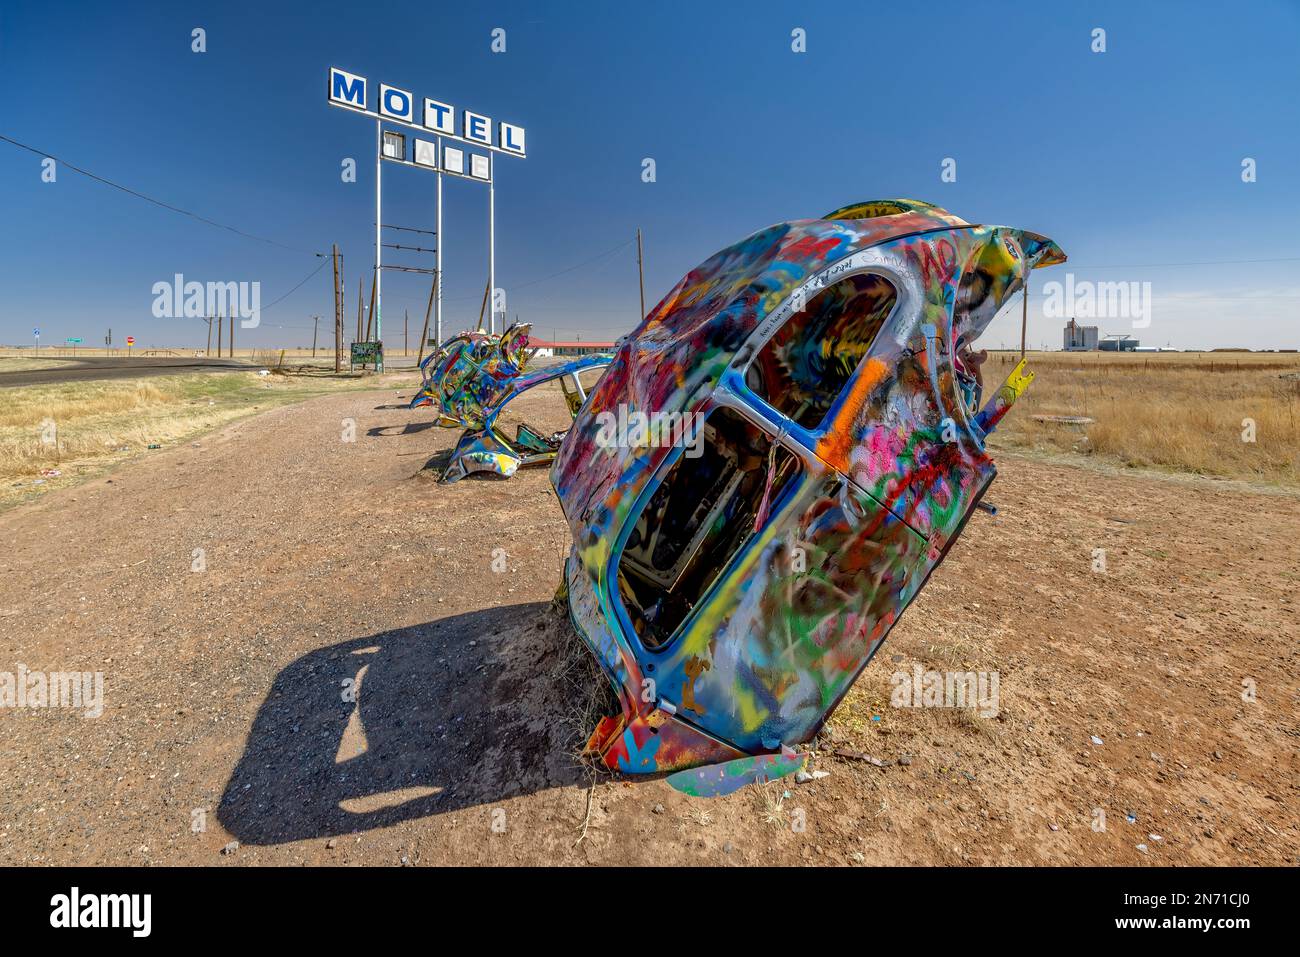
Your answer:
375,118 -> 383,344
489,170 -> 496,334
435,166 -> 443,346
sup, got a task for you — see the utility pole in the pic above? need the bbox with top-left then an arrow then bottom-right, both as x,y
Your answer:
365,271 -> 376,343
106,328 -> 112,356
229,304 -> 234,358
1020,267 -> 1029,360
416,272 -> 435,367
312,315 -> 319,358
332,243 -> 342,358
204,316 -> 213,357
356,277 -> 363,344
476,278 -> 490,333
216,311 -> 223,358
335,315 -> 342,374
404,309 -> 409,357
637,227 -> 646,320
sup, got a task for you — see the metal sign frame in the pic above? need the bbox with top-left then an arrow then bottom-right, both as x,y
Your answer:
327,67 -> 525,341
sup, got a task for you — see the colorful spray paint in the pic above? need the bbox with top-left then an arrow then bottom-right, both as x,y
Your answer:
549,199 -> 1066,781
410,323 -> 613,482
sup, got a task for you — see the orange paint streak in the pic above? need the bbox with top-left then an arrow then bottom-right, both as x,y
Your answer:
815,357 -> 888,471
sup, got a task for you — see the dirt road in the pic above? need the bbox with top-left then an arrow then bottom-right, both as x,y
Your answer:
1,384 -> 1296,865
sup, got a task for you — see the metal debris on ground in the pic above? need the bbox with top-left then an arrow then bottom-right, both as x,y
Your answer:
834,749 -> 892,767
1031,414 -> 1094,427
666,746 -> 808,797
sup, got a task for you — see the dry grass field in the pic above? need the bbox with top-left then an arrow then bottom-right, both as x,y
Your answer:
987,351 -> 1300,487
0,346 -> 419,363
0,368 -> 408,509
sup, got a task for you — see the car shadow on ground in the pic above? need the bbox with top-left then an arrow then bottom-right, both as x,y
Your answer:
217,601 -> 592,845
367,421 -> 439,437
418,449 -> 453,475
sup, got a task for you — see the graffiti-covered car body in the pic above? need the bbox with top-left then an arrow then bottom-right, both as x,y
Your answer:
550,199 -> 1065,775
410,324 -> 612,482
409,324 -> 533,429
438,354 -> 614,482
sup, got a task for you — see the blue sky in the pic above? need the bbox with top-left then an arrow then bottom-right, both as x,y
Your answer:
2,0 -> 1297,350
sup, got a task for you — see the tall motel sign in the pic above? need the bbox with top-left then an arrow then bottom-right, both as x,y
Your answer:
327,67 -> 527,345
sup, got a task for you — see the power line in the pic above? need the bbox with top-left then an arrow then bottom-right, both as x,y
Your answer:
0,133 -> 320,256
187,258 -> 331,333
1024,292 -> 1299,301
259,257 -> 330,313
510,237 -> 636,292
1066,256 -> 1300,269
440,236 -> 637,302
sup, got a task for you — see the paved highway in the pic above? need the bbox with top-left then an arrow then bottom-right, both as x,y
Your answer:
0,356 -> 258,387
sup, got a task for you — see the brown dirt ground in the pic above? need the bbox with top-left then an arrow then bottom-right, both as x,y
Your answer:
1,379 -> 1296,866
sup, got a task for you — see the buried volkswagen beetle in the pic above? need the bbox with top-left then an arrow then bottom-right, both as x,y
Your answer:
550,199 -> 1065,792
410,323 -> 611,482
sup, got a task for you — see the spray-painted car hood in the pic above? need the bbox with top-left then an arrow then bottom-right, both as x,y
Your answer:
550,199 -> 1064,777
409,323 -> 613,482
409,324 -> 533,427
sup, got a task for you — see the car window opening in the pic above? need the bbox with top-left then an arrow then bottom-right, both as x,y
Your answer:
617,406 -> 799,650
745,272 -> 897,429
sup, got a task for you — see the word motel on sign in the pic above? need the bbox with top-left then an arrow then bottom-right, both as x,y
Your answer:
328,67 -> 526,157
